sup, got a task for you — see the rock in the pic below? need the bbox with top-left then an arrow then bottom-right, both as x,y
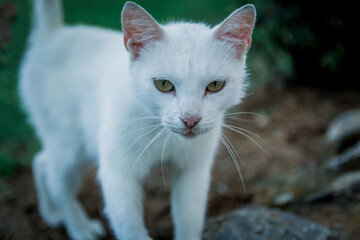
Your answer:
325,109 -> 360,152
215,181 -> 228,195
325,141 -> 360,173
303,189 -> 333,203
273,192 -> 294,206
303,171 -> 360,203
203,205 -> 339,240
331,171 -> 360,195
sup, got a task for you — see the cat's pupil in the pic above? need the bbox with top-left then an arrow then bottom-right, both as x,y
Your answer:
214,81 -> 217,86
162,80 -> 166,87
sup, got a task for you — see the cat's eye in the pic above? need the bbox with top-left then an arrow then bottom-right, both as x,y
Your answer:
206,81 -> 225,92
154,79 -> 174,92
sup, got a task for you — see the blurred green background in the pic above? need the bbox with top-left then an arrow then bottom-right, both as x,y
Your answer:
0,0 -> 357,177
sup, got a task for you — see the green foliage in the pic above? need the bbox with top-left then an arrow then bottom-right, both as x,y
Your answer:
252,0 -> 358,88
0,0 -> 36,177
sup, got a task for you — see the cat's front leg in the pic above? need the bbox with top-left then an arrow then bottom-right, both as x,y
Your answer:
171,159 -> 213,240
99,165 -> 151,240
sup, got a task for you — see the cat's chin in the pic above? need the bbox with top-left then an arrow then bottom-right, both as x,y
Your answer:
168,128 -> 199,138
169,127 -> 212,138
179,129 -> 208,138
182,132 -> 197,138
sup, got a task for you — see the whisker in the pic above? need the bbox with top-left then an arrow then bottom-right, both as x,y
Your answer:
160,132 -> 172,189
219,134 -> 246,189
123,125 -> 163,154
106,124 -> 163,160
225,116 -> 253,123
223,124 -> 269,146
118,123 -> 162,142
222,125 -> 270,157
129,128 -> 168,173
120,116 -> 162,125
131,116 -> 162,121
221,132 -> 244,166
225,111 -> 264,119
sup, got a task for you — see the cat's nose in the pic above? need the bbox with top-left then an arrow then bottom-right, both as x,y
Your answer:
180,116 -> 201,129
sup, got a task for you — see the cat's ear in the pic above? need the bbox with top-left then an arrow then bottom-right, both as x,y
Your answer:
121,2 -> 164,59
213,4 -> 256,58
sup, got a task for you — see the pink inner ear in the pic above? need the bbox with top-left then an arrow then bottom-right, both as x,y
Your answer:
215,7 -> 255,58
121,3 -> 164,59
123,22 -> 162,58
217,31 -> 249,58
124,36 -> 129,51
123,36 -> 145,59
246,37 -> 252,50
219,24 -> 252,55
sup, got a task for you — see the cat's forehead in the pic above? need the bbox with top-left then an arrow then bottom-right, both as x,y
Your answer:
164,23 -> 212,40
162,23 -> 213,53
145,23 -> 235,82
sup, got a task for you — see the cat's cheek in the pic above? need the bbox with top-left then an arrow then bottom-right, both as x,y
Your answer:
204,92 -> 230,110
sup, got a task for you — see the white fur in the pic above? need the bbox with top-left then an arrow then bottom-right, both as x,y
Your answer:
19,1 -> 255,239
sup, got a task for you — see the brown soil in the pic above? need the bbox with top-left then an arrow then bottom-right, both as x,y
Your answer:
1,86 -> 360,240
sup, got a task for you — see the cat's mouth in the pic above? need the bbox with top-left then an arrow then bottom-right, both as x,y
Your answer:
180,127 -> 208,138
164,121 -> 210,138
168,128 -> 200,138
183,131 -> 196,138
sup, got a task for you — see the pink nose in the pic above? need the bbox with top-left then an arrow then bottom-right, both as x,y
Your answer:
180,116 -> 201,129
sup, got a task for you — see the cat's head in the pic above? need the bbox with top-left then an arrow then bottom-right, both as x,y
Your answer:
122,2 -> 256,138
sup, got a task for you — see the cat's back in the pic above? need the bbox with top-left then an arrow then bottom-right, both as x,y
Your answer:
19,24 -> 130,142
21,24 -> 127,82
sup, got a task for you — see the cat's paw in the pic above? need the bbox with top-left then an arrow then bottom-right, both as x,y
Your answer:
89,219 -> 106,238
39,206 -> 62,228
70,219 -> 106,240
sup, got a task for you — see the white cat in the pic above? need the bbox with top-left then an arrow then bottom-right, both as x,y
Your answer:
19,1 -> 256,239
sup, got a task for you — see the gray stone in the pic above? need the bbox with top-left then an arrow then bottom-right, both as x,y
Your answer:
326,141 -> 360,173
303,171 -> 360,203
331,171 -> 360,195
303,189 -> 333,203
203,205 -> 339,240
325,109 -> 360,152
273,192 -> 294,206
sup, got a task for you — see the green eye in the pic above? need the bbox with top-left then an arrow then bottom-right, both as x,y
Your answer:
206,81 -> 225,92
154,79 -> 174,92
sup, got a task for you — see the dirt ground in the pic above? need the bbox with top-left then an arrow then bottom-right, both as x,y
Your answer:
1,86 -> 360,240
